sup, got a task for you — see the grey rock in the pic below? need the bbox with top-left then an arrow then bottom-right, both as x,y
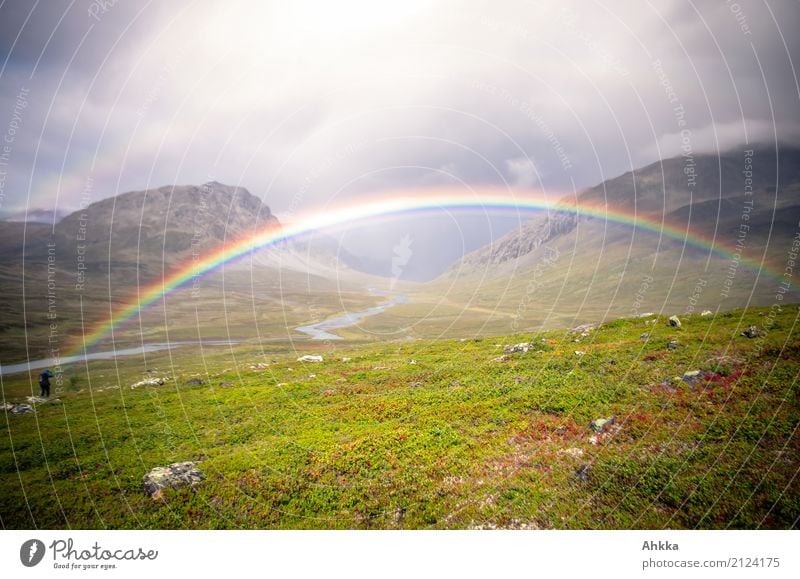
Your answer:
185,378 -> 204,385
667,338 -> 679,351
668,315 -> 681,328
1,402 -> 35,415
569,323 -> 597,335
131,377 -> 166,389
142,461 -> 205,499
741,325 -> 765,339
640,332 -> 651,340
504,342 -> 531,354
681,370 -> 711,386
589,417 -> 615,433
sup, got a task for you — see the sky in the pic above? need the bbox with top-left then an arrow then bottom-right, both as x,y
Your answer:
0,0 -> 798,279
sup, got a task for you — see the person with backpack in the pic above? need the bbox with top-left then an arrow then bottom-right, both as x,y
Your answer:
38,368 -> 54,397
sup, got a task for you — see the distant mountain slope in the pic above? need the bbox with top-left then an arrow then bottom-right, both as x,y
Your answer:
0,182 -> 382,361
53,181 -> 279,267
405,146 -> 800,336
459,146 -> 800,270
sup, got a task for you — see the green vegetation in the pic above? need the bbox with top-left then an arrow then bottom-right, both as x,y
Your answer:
1,305 -> 798,529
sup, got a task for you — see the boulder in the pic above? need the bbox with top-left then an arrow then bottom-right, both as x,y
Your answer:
1,402 -> 34,415
741,325 -> 765,339
589,417 -> 615,433
297,355 -> 323,363
569,323 -> 597,335
504,343 -> 531,354
142,461 -> 205,499
668,315 -> 681,328
681,370 -> 712,386
131,377 -> 166,389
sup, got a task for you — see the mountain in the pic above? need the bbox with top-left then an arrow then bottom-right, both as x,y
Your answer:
410,146 -> 800,335
462,146 -> 800,269
0,182 -> 381,361
2,207 -> 69,224
52,181 -> 278,269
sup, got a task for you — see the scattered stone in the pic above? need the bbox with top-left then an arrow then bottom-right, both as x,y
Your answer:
574,350 -> 586,356
681,370 -> 712,386
25,396 -> 48,405
297,355 -> 323,363
142,461 -> 205,499
667,338 -> 679,351
219,382 -> 234,388
588,435 -> 599,445
341,357 -> 352,362
504,342 -> 531,354
574,464 -> 591,482
559,447 -> 584,458
185,378 -> 204,385
450,380 -> 462,388
411,381 -> 423,388
701,310 -> 713,317
589,417 -> 615,433
491,355 -> 511,363
308,374 -> 317,379
638,312 -> 655,318
409,360 -> 417,365
249,363 -> 269,370
668,315 -> 682,328
569,323 -> 597,335
322,389 -> 335,396
640,332 -> 651,340
1,402 -> 35,415
130,377 -> 166,389
741,325 -> 765,339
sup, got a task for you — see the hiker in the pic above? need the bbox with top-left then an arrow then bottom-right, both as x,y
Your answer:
38,368 -> 54,397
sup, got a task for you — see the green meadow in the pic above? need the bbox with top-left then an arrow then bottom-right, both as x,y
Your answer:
1,305 -> 798,529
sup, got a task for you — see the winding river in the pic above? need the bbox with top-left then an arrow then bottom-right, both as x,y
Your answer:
295,290 -> 409,340
0,290 -> 409,375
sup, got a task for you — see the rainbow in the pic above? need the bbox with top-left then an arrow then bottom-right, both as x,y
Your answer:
69,187 -> 784,354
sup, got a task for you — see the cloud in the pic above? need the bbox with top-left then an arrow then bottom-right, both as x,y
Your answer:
0,0 -> 796,224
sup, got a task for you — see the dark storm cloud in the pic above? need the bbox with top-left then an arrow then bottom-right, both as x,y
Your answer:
0,0 -> 797,225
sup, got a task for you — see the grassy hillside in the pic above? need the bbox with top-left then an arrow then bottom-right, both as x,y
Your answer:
1,305 -> 798,529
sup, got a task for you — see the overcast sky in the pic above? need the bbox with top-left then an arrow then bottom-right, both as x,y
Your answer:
0,0 -> 798,277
